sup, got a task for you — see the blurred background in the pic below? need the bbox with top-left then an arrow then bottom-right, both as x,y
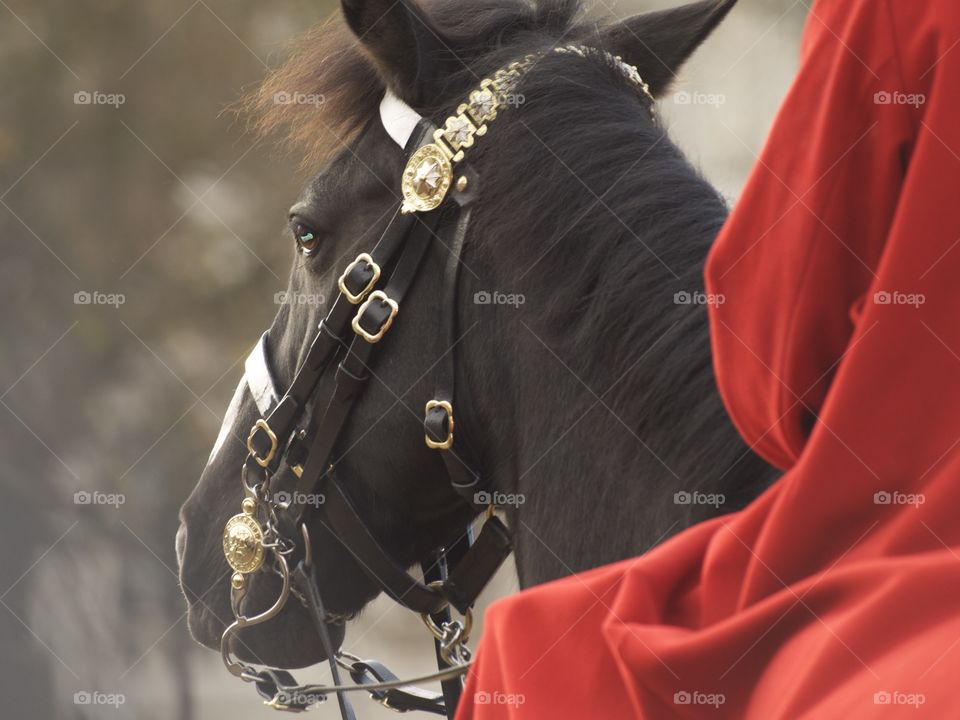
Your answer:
0,0 -> 806,717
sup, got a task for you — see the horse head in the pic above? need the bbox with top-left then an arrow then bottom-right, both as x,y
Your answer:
177,0 -> 748,670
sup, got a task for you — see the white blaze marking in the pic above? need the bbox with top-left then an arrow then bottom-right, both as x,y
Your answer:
206,375 -> 247,467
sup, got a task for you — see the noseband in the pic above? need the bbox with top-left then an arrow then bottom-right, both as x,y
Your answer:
216,45 -> 655,718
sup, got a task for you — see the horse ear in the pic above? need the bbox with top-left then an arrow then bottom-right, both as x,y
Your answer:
341,0 -> 449,104
599,0 -> 738,97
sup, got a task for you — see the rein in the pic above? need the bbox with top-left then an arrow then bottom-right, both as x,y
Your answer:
216,45 -> 655,718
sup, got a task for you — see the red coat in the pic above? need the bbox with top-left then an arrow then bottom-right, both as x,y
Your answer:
458,0 -> 960,716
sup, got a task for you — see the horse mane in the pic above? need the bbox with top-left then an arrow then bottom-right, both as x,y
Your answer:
464,47 -> 733,473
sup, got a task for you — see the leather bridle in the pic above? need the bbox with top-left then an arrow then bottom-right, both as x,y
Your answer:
214,45 -> 656,718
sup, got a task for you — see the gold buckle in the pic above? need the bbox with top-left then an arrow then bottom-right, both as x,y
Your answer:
337,253 -> 381,304
246,419 -> 278,467
352,290 -> 399,343
424,400 -> 454,449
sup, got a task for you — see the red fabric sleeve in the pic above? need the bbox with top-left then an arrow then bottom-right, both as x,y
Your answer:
705,0 -> 915,470
458,1 -> 960,718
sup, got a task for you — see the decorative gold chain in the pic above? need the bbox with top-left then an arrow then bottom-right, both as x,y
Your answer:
400,45 -> 655,214
431,53 -> 538,166
554,44 -> 654,105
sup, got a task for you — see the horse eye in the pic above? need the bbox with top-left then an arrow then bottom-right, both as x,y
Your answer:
292,222 -> 320,254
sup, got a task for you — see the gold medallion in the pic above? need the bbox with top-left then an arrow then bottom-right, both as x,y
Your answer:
222,513 -> 265,575
401,144 -> 453,214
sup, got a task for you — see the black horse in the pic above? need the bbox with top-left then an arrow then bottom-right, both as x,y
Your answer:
177,0 -> 776,670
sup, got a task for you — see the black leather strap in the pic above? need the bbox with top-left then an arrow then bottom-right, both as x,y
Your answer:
423,535 -> 471,713
321,473 -> 513,618
322,473 -> 449,615
441,517 -> 512,614
252,669 -> 313,711
349,660 -> 446,714
235,114 -> 514,720
424,204 -> 496,509
252,209 -> 415,465
251,118 -> 436,469
293,562 -> 357,720
277,208 -> 443,532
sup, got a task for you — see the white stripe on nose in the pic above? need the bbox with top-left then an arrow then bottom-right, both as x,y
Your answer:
206,375 -> 247,467
245,331 -> 280,417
